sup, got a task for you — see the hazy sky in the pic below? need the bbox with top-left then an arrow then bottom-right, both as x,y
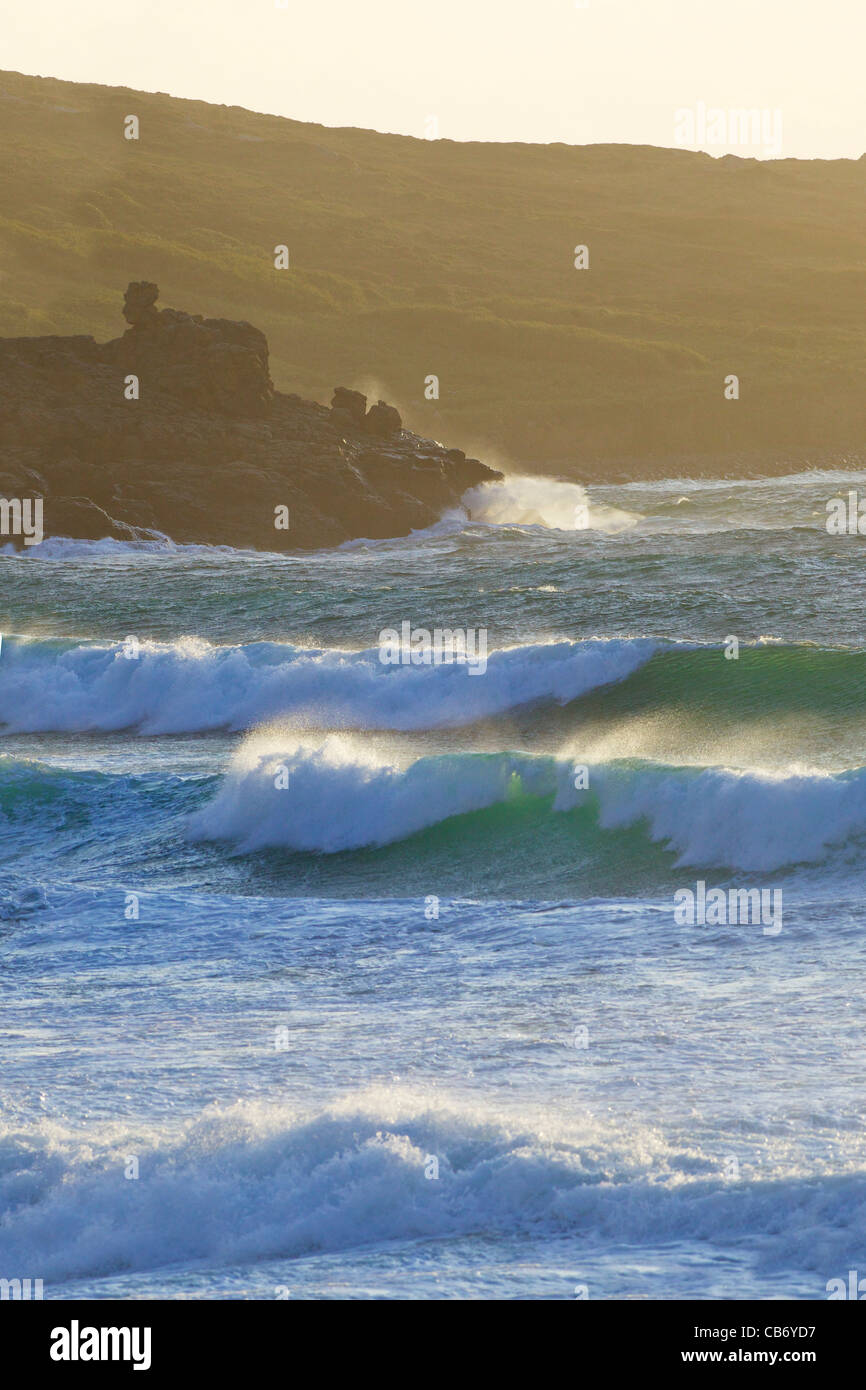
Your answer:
4,0 -> 865,158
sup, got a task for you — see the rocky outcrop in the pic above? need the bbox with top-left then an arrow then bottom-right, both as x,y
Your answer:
364,400 -> 402,437
329,389 -> 403,438
122,280 -> 160,329
118,283 -> 273,416
0,284 -> 501,550
330,386 -> 368,429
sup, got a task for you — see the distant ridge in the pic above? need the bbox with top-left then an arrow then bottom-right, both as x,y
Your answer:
2,68 -> 866,474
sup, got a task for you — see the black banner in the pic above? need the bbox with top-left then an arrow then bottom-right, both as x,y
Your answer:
4,1299 -> 860,1376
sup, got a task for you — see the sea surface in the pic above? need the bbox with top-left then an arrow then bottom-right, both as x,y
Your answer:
1,468 -> 865,1300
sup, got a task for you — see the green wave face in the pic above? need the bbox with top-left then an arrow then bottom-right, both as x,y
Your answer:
596,645 -> 866,718
6,740 -> 866,903
0,756 -> 724,902
245,795 -> 689,903
548,644 -> 866,774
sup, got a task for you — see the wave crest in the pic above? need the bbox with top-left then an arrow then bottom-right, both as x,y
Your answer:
0,635 -> 656,735
190,740 -> 866,869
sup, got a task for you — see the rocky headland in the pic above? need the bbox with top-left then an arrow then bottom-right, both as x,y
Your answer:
0,283 -> 501,550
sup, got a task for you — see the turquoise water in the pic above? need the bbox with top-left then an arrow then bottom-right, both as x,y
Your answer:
1,469 -> 865,1299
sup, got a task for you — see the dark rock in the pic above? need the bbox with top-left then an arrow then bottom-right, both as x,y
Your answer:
112,284 -> 272,416
330,386 -> 367,424
364,399 -> 402,436
122,281 -> 160,329
44,497 -> 136,542
0,286 -> 502,550
329,406 -> 357,434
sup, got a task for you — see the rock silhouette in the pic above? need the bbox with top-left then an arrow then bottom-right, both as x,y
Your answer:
0,284 -> 500,549
122,281 -> 160,328
330,387 -> 368,427
364,400 -> 403,437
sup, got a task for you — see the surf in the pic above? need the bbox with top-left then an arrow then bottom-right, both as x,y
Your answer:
0,634 -> 658,734
187,737 -> 866,870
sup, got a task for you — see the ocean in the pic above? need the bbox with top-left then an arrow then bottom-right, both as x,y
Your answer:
2,468 -> 865,1300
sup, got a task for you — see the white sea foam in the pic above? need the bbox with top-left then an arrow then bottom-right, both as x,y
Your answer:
190,740 -> 866,868
0,1091 -> 859,1284
458,474 -> 640,532
578,762 -> 866,871
188,740 -> 556,852
0,635 -> 656,735
1,534 -> 178,560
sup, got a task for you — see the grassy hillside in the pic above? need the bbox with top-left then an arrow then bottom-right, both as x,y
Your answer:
2,68 -> 866,473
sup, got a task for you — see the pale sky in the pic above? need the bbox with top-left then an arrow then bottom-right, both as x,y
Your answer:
3,0 -> 865,158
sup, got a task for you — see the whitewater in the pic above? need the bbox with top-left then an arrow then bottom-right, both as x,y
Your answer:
2,468 -> 866,1299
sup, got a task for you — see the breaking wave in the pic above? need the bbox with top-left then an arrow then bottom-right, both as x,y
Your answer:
189,737 -> 866,869
0,635 -> 656,734
458,474 -> 640,532
1,1092 -> 861,1284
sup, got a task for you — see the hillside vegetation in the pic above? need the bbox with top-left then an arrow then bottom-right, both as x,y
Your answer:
2,69 -> 866,474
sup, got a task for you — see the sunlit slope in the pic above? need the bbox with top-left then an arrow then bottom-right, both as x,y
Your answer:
2,68 -> 866,471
